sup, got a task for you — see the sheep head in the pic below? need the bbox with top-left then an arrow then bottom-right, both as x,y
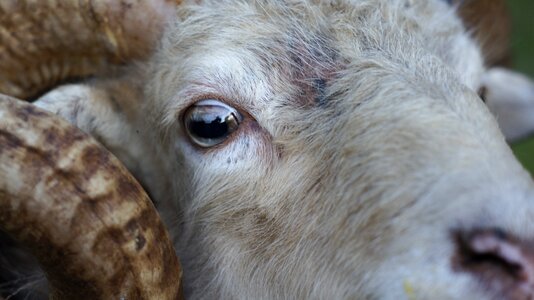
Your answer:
2,0 -> 534,299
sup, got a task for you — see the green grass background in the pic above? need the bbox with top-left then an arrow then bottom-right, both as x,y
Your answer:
507,1 -> 534,174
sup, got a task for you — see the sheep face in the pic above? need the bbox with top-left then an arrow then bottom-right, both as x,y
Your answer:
136,0 -> 534,299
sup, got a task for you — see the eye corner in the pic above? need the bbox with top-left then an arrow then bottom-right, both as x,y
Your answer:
477,86 -> 488,103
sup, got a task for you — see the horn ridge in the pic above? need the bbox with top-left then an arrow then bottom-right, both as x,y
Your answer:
0,0 -> 176,100
0,95 -> 183,299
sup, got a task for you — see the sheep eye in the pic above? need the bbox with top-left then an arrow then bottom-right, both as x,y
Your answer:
184,99 -> 242,148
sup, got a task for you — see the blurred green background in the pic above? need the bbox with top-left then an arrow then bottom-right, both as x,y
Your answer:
508,1 -> 534,174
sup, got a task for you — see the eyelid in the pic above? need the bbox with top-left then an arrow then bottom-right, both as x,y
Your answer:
195,99 -> 231,107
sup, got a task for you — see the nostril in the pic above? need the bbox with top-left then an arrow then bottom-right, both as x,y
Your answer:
463,229 -> 524,278
453,229 -> 534,299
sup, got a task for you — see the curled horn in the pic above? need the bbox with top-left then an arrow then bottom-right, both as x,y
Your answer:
0,0 -> 179,100
0,0 -> 183,297
0,96 -> 183,299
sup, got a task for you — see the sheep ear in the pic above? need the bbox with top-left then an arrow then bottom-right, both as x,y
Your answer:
482,68 -> 534,142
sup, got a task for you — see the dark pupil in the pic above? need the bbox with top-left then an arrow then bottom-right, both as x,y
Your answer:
188,116 -> 230,139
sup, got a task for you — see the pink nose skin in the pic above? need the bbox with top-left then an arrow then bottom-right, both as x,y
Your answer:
453,229 -> 534,300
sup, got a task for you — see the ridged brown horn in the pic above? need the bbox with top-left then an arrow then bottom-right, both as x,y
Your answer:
0,96 -> 183,299
0,0 -> 178,100
454,0 -> 511,66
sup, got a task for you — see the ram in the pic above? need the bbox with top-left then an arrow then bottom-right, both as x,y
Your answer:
1,0 -> 534,299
